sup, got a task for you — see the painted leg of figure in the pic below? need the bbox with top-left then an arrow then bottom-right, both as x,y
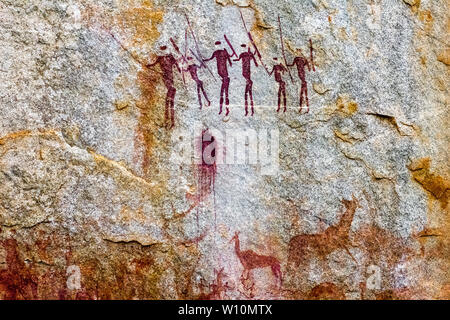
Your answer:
304,82 -> 309,113
197,85 -> 203,109
224,77 -> 230,106
282,83 -> 287,112
249,80 -> 254,116
277,83 -> 281,112
199,81 -> 210,106
300,82 -> 308,113
165,89 -> 170,127
244,84 -> 249,116
224,77 -> 230,116
219,78 -> 225,115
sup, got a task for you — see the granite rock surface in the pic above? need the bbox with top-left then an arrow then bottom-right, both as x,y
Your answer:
0,0 -> 448,299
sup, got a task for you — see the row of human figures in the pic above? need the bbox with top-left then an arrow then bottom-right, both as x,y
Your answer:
144,38 -> 315,129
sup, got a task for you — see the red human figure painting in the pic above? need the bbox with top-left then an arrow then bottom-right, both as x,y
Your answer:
203,41 -> 232,116
146,45 -> 181,129
234,44 -> 259,116
184,56 -> 211,109
288,50 -> 311,113
269,57 -> 287,112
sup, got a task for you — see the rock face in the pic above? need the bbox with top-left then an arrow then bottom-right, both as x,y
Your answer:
0,0 -> 448,300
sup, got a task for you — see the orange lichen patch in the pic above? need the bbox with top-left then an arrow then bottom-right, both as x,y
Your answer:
408,158 -> 449,209
118,206 -> 149,224
115,0 -> 164,48
307,282 -> 346,300
247,0 -> 272,36
418,9 -> 433,31
437,48 -> 450,66
114,99 -> 132,111
437,283 -> 450,299
135,68 -> 166,173
110,2 -> 172,186
420,55 -> 427,66
338,27 -> 348,40
403,0 -> 421,13
336,95 -> 358,116
0,129 -> 60,146
0,130 -> 32,145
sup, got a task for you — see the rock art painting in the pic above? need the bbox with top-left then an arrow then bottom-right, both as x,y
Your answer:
0,0 -> 448,302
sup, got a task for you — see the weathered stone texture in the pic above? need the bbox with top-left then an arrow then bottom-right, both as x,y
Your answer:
0,0 -> 448,299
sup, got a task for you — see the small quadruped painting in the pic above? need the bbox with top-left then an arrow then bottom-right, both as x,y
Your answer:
0,0 -> 448,302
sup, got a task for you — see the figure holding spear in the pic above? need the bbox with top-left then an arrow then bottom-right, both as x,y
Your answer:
287,48 -> 311,113
269,57 -> 288,113
239,9 -> 270,75
234,44 -> 259,116
146,45 -> 182,129
277,16 -> 294,84
203,41 -> 233,116
183,56 -> 211,109
108,32 -> 181,128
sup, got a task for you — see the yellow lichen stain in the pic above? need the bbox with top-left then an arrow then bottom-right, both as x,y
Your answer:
118,205 -> 149,224
437,48 -> 450,66
0,129 -> 60,146
114,100 -> 132,111
420,55 -> 427,66
113,0 -> 170,197
338,28 -> 348,41
335,95 -> 358,116
418,9 -> 433,23
403,0 -> 421,13
418,9 -> 433,31
0,130 -> 32,145
313,82 -> 330,95
116,0 -> 164,48
409,157 -> 450,299
408,158 -> 449,209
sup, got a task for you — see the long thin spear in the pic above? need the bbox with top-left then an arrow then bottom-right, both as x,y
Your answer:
184,13 -> 216,81
309,38 -> 316,72
224,34 -> 238,58
184,28 -> 188,59
170,37 -> 187,87
277,15 -> 294,83
108,31 -> 163,76
239,9 -> 269,74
